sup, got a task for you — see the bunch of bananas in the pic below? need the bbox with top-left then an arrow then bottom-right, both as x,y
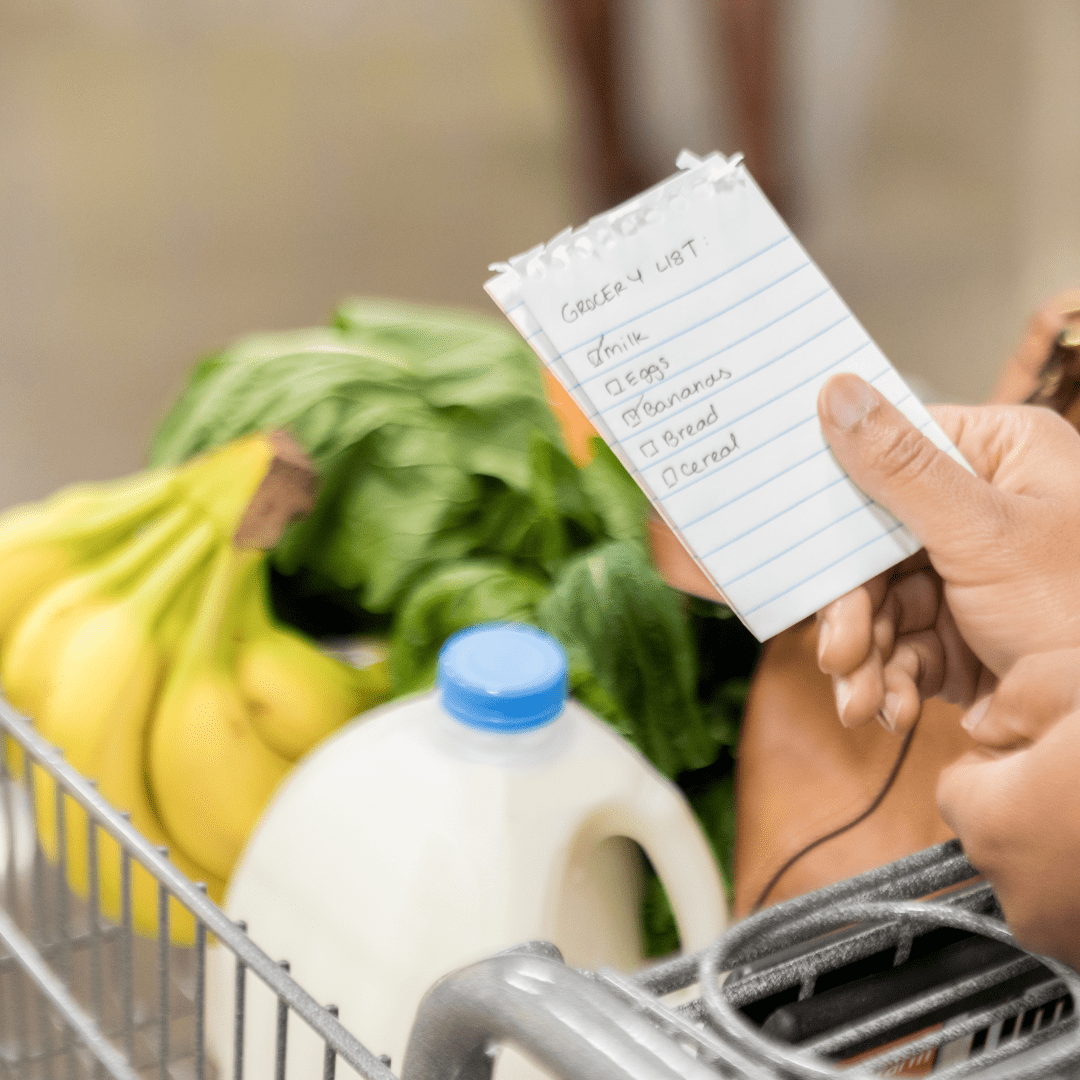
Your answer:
0,432 -> 388,943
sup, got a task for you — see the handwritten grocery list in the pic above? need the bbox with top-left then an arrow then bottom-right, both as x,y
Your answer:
486,152 -> 968,640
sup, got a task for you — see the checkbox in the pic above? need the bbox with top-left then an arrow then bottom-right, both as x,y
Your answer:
604,379 -> 624,396
662,468 -> 678,489
640,440 -> 658,458
622,408 -> 640,428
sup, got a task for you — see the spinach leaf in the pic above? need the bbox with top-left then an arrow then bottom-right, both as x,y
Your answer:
538,540 -> 717,778
389,561 -> 549,693
578,438 -> 652,545
149,303 -> 592,616
150,299 -> 759,959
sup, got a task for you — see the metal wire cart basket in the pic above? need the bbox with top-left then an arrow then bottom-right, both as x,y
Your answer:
1,694 -> 1079,1080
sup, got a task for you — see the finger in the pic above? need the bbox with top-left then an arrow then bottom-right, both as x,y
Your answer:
817,576 -> 889,676
929,400 -> 1080,494
934,601 -> 984,706
879,630 -> 946,735
990,287 -> 1080,404
873,568 -> 942,650
960,648 -> 1080,748
817,557 -> 933,678
833,647 -> 885,728
935,749 -> 1002,854
818,375 -> 1008,561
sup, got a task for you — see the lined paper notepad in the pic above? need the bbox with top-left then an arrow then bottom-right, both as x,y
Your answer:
486,151 -> 968,641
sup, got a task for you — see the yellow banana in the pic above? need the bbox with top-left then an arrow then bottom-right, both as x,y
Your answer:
149,545 -> 291,882
1,505 -> 200,839
4,432 -> 314,940
237,562 -> 382,761
99,552 -> 227,942
95,739 -> 227,945
39,520 -> 217,771
30,770 -> 226,946
0,429 -> 292,656
0,504 -> 200,722
0,468 -> 180,642
177,432 -> 295,539
33,518 -> 220,941
11,509 -> 211,935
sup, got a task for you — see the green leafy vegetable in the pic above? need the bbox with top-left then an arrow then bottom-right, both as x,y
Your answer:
389,560 -> 548,693
150,305 -> 579,612
538,540 -> 717,777
150,298 -> 762,957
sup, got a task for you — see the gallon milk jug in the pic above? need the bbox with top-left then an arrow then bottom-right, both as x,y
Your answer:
207,622 -> 728,1078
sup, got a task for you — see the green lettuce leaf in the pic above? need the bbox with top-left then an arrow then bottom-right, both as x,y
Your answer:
150,299 -> 756,959
149,302 -> 597,614
389,560 -> 549,693
538,540 -> 718,777
579,438 -> 652,545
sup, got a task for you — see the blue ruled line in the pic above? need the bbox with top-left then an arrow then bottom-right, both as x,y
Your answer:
744,522 -> 907,617
734,415 -> 934,614
676,365 -> 896,528
725,498 -> 873,586
641,344 -> 873,474
578,261 -> 812,390
561,234 -> 792,356
702,474 -> 848,557
605,299 -> 840,435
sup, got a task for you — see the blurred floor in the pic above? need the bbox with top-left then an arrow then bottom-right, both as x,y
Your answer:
0,0 -> 1078,506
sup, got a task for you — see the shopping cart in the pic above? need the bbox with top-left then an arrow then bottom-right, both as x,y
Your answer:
1,692 -> 1078,1080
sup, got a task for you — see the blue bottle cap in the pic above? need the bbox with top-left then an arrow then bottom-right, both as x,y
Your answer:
437,623 -> 569,733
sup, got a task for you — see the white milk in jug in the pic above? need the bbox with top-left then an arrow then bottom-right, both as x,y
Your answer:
207,622 -> 727,1078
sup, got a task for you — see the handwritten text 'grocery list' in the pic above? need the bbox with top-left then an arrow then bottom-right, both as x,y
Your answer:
486,153 -> 967,640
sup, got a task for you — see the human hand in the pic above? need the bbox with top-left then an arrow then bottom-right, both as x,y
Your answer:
815,374 -> 1080,732
990,287 -> 1080,407
937,651 -> 1080,970
651,293 -> 1080,613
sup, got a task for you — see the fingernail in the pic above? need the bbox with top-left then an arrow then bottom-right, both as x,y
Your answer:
817,620 -> 831,665
881,692 -> 902,732
820,375 -> 879,431
961,696 -> 991,734
835,678 -> 852,721
877,710 -> 892,732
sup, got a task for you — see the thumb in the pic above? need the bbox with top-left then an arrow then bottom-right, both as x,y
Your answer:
818,374 -> 1001,558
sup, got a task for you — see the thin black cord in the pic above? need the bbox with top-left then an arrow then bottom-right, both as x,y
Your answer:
746,331 -> 1076,916
749,719 -> 919,914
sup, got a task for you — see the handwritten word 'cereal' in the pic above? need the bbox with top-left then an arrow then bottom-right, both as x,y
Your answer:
661,432 -> 739,489
561,270 -> 644,323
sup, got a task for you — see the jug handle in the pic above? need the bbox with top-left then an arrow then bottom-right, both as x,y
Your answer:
604,782 -> 729,953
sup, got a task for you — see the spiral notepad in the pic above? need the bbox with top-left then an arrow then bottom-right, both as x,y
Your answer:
485,151 -> 967,641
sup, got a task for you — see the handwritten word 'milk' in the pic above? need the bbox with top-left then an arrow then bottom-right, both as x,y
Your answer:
586,328 -> 649,368
561,270 -> 644,323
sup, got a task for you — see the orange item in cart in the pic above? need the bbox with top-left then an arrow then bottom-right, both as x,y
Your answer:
540,365 -> 598,465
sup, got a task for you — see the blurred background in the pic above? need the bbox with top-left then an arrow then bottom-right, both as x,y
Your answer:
0,0 -> 1078,507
